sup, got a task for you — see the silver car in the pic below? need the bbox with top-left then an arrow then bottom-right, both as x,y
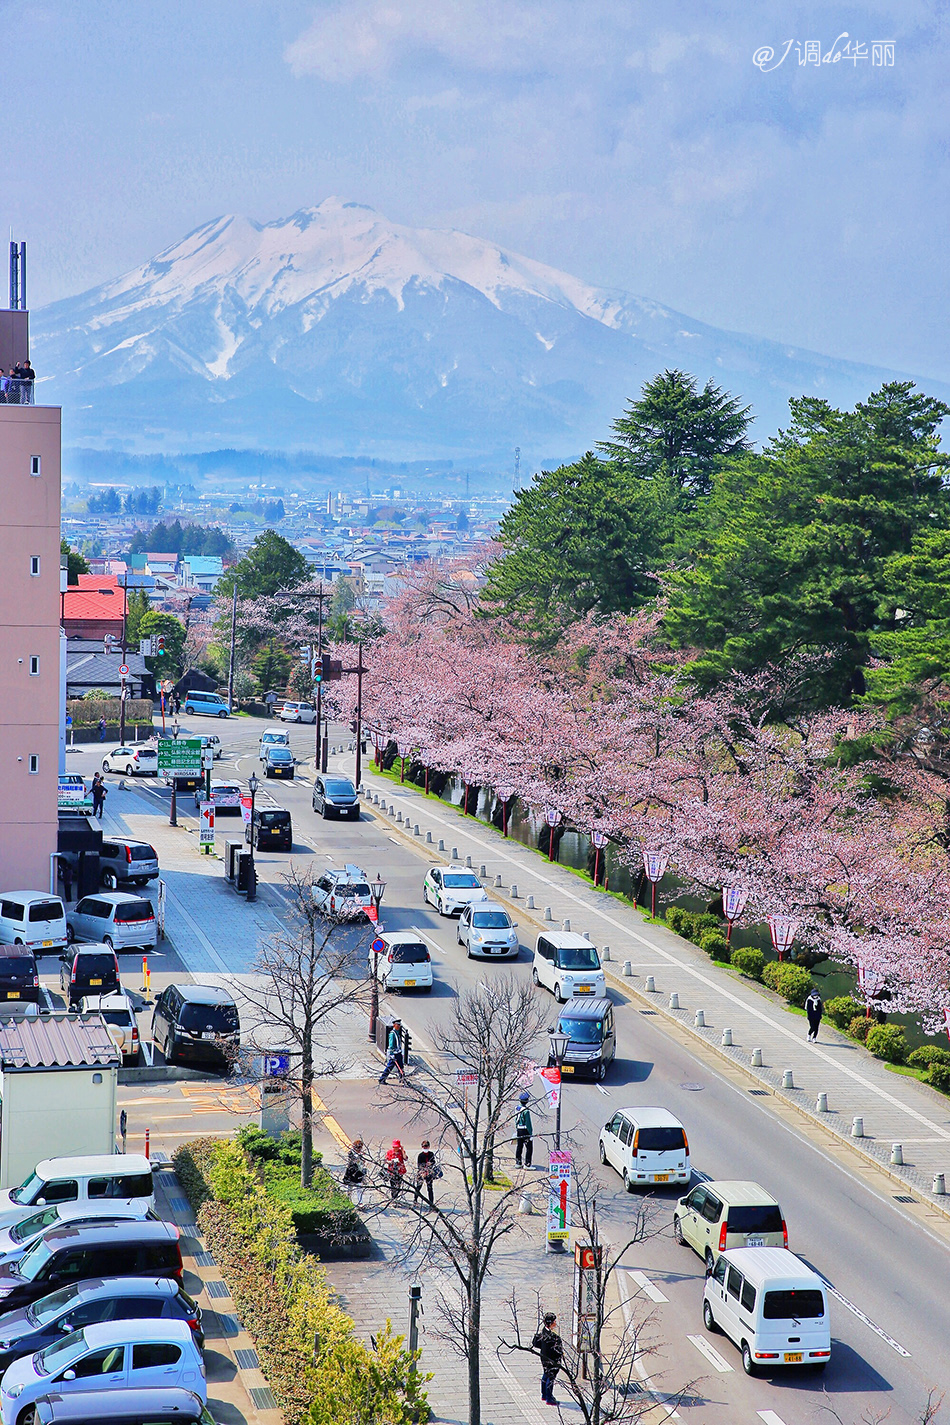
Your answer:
66,894 -> 157,952
456,904 -> 520,958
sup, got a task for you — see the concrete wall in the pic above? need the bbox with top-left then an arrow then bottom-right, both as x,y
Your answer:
0,1065 -> 117,1188
0,310 -> 29,373
0,405 -> 62,892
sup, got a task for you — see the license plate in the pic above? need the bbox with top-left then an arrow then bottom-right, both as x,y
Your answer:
6,992 -> 18,1000
42,941 -> 53,948
561,1065 -> 574,1073
404,980 -> 417,987
90,978 -> 102,985
784,1352 -> 802,1363
747,1235 -> 764,1247
202,1032 -> 217,1040
575,986 -> 593,994
653,1173 -> 669,1182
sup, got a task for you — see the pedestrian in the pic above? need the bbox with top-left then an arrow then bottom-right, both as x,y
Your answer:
532,1311 -> 563,1406
805,987 -> 824,1042
343,1138 -> 367,1205
91,774 -> 106,819
515,1090 -> 533,1168
173,693 -> 181,715
378,1018 -> 406,1084
415,1139 -> 437,1208
119,1109 -> 128,1153
98,716 -> 106,742
385,1139 -> 407,1202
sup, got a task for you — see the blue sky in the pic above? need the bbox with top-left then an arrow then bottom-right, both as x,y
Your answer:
4,0 -> 948,380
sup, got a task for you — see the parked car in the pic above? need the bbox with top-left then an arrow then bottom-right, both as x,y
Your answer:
311,776 -> 359,820
98,843 -> 159,892
24,1387 -> 211,1425
0,1202 -> 151,1268
547,998 -> 616,1080
66,895 -> 156,953
59,946 -> 120,1009
532,932 -> 606,1002
0,1277 -> 203,1374
199,735 -> 222,760
244,800 -> 292,852
422,866 -> 489,917
675,1181 -> 787,1268
258,727 -> 289,760
99,748 -> 158,777
80,992 -> 140,1067
0,1158 -> 153,1228
182,690 -> 228,718
193,781 -> 242,814
703,1248 -> 831,1376
0,1317 -> 206,1424
0,896 -> 67,956
599,1107 -> 690,1191
370,933 -> 433,994
0,948 -> 39,1005
0,1220 -> 182,1313
279,701 -> 316,723
456,905 -> 519,958
151,984 -> 240,1071
312,866 -> 373,921
263,746 -> 294,779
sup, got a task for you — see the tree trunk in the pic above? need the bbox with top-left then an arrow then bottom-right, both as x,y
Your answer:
301,1029 -> 314,1189
467,1278 -> 481,1425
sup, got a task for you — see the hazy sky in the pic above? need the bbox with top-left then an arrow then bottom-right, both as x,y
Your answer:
5,0 -> 948,379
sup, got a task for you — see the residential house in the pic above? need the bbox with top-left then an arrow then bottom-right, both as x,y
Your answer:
181,555 -> 223,592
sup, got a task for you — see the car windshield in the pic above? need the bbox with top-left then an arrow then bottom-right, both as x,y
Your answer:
0,956 -> 32,976
10,1205 -> 61,1244
114,902 -> 153,923
28,902 -> 62,924
762,1289 -> 824,1320
259,812 -> 289,827
443,874 -> 480,888
26,1283 -> 81,1327
390,944 -> 429,964
10,1171 -> 43,1205
559,1017 -> 603,1044
180,1003 -> 239,1033
324,780 -> 355,796
37,1328 -> 86,1374
269,749 -> 292,761
727,1204 -> 783,1234
636,1127 -> 686,1152
18,1238 -> 54,1281
471,911 -> 510,929
556,946 -> 599,970
337,883 -> 370,898
79,955 -> 115,977
100,1008 -> 133,1028
129,846 -> 156,861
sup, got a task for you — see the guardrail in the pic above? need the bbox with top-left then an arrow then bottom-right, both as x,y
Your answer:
0,379 -> 34,404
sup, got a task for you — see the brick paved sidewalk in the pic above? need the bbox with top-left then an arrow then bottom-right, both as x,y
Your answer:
359,766 -> 950,1210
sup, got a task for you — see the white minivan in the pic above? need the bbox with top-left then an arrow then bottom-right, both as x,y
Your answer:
0,1155 -> 154,1228
532,932 -> 606,1002
599,1106 -> 690,1190
0,894 -> 67,955
703,1247 -> 831,1376
371,932 -> 434,994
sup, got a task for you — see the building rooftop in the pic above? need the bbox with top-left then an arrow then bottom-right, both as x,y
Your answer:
0,1014 -> 119,1070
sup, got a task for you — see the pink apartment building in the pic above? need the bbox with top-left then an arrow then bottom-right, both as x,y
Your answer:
0,308 -> 61,892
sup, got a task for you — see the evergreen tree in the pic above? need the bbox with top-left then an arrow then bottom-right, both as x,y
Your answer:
60,539 -> 88,585
218,530 -> 309,599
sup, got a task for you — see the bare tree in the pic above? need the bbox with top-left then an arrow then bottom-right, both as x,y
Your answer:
371,975 -> 548,1425
498,1165 -> 698,1425
817,1390 -> 944,1425
238,866 -> 370,1188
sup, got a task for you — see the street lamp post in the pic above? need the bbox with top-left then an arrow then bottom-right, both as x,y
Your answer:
169,719 -> 180,827
367,873 -> 387,1042
548,1024 -> 571,1150
246,771 -> 259,903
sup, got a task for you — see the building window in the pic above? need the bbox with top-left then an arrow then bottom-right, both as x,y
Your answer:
29,656 -> 39,676
30,557 -> 40,576
28,755 -> 38,774
30,456 -> 41,476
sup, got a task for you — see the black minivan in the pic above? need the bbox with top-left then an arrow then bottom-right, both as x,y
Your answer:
245,803 -> 292,852
0,946 -> 39,1004
152,983 -> 240,1070
547,997 -> 616,1080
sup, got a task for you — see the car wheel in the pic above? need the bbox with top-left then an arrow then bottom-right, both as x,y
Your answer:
103,871 -> 118,890
126,764 -> 136,775
812,1362 -> 828,1373
673,1216 -> 686,1246
218,710 -> 228,718
532,967 -> 540,986
705,1248 -> 715,1272
101,759 -> 110,772
599,1141 -> 607,1165
595,1062 -> 606,1081
66,924 -> 75,943
103,936 -> 113,949
185,705 -> 194,715
622,1169 -> 635,1194
421,985 -> 433,994
703,1300 -> 717,1333
437,897 -> 446,916
555,984 -> 566,1004
322,808 -> 329,819
165,1032 -> 178,1065
18,1405 -> 40,1425
741,1343 -> 756,1376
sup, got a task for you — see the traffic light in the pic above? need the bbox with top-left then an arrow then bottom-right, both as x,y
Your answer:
321,652 -> 332,682
156,635 -> 167,655
299,645 -> 311,664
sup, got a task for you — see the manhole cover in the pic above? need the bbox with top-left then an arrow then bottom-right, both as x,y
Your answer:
748,1089 -> 770,1096
639,1009 -> 658,1016
680,1083 -> 704,1092
893,1194 -> 915,1204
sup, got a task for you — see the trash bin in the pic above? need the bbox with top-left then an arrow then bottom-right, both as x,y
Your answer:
225,839 -> 243,881
236,850 -> 252,894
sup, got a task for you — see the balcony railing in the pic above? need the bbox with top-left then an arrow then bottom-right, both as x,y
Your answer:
0,379 -> 34,405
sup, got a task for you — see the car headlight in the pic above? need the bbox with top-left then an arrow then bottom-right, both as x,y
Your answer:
8,1384 -> 23,1398
470,931 -> 484,942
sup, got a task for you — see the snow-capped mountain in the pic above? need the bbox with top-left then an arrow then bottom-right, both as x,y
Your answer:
32,198 -> 943,457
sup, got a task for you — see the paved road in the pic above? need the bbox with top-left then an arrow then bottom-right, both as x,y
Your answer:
74,717 -> 950,1425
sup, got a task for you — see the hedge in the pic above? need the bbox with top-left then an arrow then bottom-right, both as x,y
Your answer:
730,946 -> 764,980
761,961 -> 813,1007
67,697 -> 153,726
928,1063 -> 950,1094
865,1023 -> 909,1064
173,1139 -> 429,1425
848,1015 -> 871,1042
825,995 -> 865,1030
907,1045 -> 950,1071
698,932 -> 730,962
665,908 -> 722,943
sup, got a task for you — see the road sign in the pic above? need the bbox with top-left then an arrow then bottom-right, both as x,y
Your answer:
547,1150 -> 572,1244
118,664 -> 129,677
264,1053 -> 290,1077
371,937 -> 386,955
366,904 -> 378,924
58,775 -> 91,810
157,738 -> 202,777
199,801 -> 215,847
456,1070 -> 479,1087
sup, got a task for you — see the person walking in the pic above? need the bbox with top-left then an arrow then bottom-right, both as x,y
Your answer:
91,774 -> 106,819
343,1138 -> 367,1206
532,1311 -> 564,1406
415,1140 -> 437,1208
98,716 -> 107,742
515,1090 -> 534,1168
385,1139 -> 407,1202
805,988 -> 824,1042
378,1018 -> 406,1084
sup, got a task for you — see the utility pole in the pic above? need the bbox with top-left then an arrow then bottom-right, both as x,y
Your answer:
226,582 -> 237,712
354,641 -> 363,788
119,575 -> 128,743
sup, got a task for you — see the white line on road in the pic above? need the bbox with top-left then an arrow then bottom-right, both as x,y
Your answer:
818,1278 -> 911,1356
626,1269 -> 669,1303
686,1334 -> 734,1373
757,1412 -> 788,1425
617,1271 -> 681,1420
596,1084 -> 611,1096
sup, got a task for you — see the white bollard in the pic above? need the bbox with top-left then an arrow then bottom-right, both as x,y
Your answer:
465,855 -> 472,868
426,831 -> 433,844
494,873 -> 503,887
562,918 -> 571,932
890,1143 -> 904,1166
544,906 -> 553,921
816,1092 -> 828,1112
669,992 -> 680,1010
519,1192 -> 534,1215
510,884 -> 519,898
722,1028 -> 733,1047
645,975 -> 656,993
602,945 -> 610,961
851,1116 -> 864,1138
622,960 -> 633,977
451,847 -> 459,861
479,864 -> 487,878
782,1069 -> 795,1090
526,895 -> 535,909
438,839 -> 446,852
751,1048 -> 763,1068
694,1009 -> 706,1027
413,824 -> 420,837
934,1173 -> 946,1195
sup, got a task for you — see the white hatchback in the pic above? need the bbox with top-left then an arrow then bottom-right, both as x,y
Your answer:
280,701 -> 316,723
423,866 -> 489,916
457,905 -> 519,958
599,1106 -> 690,1191
371,933 -> 433,994
100,746 -> 158,776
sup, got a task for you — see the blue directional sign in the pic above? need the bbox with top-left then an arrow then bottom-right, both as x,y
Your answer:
264,1054 -> 289,1077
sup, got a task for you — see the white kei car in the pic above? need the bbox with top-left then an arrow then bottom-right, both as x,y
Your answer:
456,904 -> 519,958
422,866 -> 489,916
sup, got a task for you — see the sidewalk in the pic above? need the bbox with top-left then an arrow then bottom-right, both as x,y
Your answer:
358,765 -> 950,1211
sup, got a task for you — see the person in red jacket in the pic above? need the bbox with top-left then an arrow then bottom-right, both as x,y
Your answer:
385,1139 -> 408,1202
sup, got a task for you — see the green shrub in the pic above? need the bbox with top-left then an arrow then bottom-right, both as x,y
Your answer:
698,932 -> 730,962
761,961 -> 813,1007
928,1062 -> 950,1094
825,995 -> 865,1029
848,1015 -> 871,1042
664,907 -> 688,934
665,908 -> 721,942
865,1023 -> 908,1064
730,946 -> 764,980
907,1045 -> 950,1070
172,1136 -> 218,1214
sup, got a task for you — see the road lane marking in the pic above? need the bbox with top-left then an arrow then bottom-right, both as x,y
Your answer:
617,1269 -> 681,1419
758,1412 -> 788,1425
686,1334 -> 734,1373
626,1269 -> 669,1303
817,1277 -> 910,1356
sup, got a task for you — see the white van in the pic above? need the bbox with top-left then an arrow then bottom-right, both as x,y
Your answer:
259,726 -> 290,760
371,932 -> 434,994
703,1247 -> 831,1376
0,894 -> 67,955
532,931 -> 606,1002
598,1106 -> 690,1190
0,1154 -> 154,1228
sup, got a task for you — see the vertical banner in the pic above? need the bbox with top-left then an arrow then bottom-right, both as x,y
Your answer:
573,1244 -> 602,1351
199,801 -> 215,848
240,794 -> 253,825
547,1150 -> 572,1245
539,1064 -> 561,1111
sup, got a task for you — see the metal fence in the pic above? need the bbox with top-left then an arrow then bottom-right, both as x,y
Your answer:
0,379 -> 34,404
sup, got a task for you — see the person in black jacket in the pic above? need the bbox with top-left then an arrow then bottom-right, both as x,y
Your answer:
532,1311 -> 564,1406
